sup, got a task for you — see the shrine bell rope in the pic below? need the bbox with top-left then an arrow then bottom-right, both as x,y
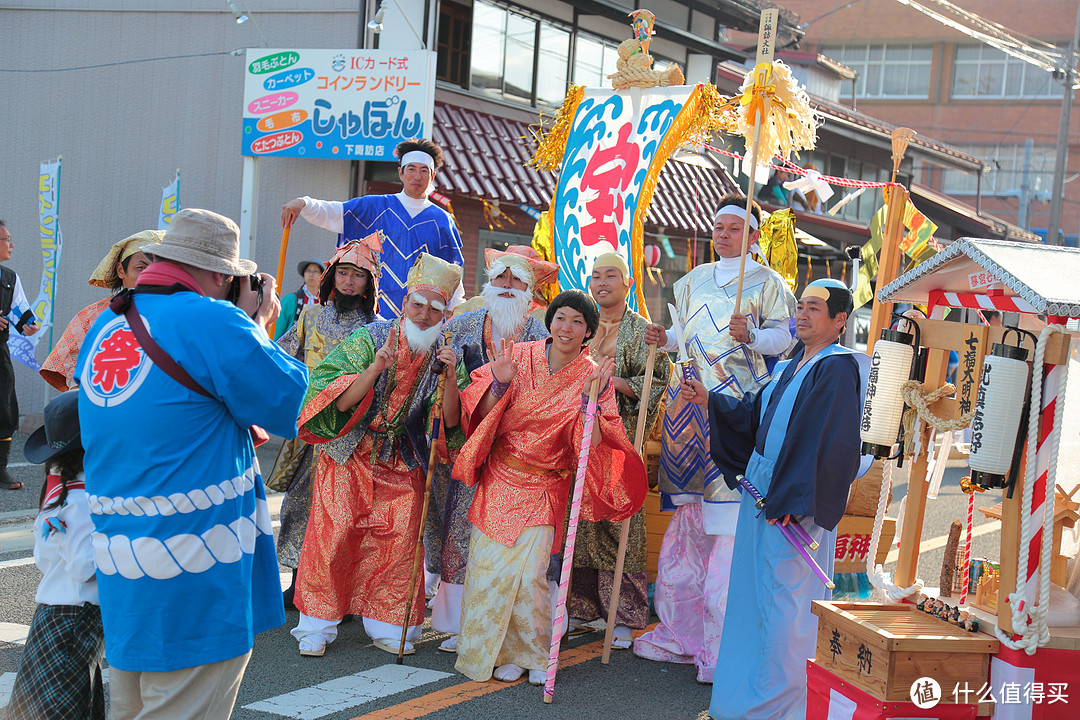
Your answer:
998,324 -> 1070,654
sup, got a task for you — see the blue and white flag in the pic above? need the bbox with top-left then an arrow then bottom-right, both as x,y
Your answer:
158,170 -> 180,230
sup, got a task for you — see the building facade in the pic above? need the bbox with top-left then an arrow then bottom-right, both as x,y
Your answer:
760,0 -> 1080,243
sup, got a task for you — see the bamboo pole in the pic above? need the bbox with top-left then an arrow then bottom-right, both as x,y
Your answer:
397,331 -> 452,663
600,343 -> 658,663
544,377 -> 602,702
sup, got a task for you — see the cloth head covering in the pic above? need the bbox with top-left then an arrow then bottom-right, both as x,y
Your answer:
297,258 -> 325,277
142,208 -> 256,276
88,230 -> 164,288
802,278 -> 853,316
323,232 -> 383,281
590,252 -> 631,283
406,252 -> 462,303
24,390 -> 81,464
483,245 -> 558,289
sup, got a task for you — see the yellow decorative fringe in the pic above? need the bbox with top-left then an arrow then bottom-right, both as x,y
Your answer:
757,208 -> 798,291
735,60 -> 819,162
628,83 -> 741,320
529,84 -> 586,172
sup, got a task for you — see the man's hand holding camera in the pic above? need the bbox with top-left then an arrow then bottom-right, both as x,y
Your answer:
233,272 -> 280,336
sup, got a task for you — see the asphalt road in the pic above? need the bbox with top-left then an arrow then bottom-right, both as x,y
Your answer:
0,436 -> 1001,720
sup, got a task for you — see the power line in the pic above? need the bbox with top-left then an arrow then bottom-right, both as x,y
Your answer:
0,50 -> 241,73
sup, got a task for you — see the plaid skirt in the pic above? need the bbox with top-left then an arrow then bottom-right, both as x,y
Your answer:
4,603 -> 105,720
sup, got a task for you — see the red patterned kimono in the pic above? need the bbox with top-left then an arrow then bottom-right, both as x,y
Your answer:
452,339 -> 647,681
40,298 -> 112,391
295,321 -> 453,633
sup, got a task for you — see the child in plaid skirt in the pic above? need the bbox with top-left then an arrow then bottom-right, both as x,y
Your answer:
5,391 -> 104,720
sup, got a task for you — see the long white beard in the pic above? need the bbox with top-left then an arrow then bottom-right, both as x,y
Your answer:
481,282 -> 532,342
402,316 -> 444,353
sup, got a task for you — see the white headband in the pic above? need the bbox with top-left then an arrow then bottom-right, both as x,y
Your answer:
715,204 -> 759,230
400,150 -> 435,169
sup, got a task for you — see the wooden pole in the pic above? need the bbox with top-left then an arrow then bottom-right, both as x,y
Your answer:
601,343 -> 657,663
544,377 -> 602,703
397,332 -> 451,663
275,224 -> 292,299
733,9 -> 778,315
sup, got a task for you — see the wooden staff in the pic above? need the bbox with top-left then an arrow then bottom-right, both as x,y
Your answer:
601,343 -> 657,663
733,10 -> 779,315
397,330 -> 452,663
275,224 -> 292,298
544,377 -> 602,703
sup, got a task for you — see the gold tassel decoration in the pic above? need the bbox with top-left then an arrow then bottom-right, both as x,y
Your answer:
826,259 -> 832,278
757,208 -> 798,291
529,85 -> 586,172
735,60 -> 819,163
530,206 -> 558,302
482,199 -> 515,231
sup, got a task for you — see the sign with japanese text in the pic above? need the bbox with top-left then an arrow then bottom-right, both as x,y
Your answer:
242,49 -> 436,160
755,9 -> 779,66
552,85 -> 698,312
158,171 -> 180,231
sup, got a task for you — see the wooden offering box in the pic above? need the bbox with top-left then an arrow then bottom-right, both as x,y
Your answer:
811,602 -> 998,702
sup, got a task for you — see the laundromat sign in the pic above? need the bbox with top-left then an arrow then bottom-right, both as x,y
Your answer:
242,48 -> 436,160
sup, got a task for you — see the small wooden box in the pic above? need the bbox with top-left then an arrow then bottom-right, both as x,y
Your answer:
643,489 -> 672,584
811,601 -> 998,702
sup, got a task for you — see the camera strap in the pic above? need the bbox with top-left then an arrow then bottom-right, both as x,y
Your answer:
109,290 -> 213,399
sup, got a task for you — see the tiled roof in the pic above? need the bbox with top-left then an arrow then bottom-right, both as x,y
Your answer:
432,101 -> 738,235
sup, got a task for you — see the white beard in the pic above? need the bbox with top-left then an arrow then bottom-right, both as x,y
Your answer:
481,282 -> 532,343
402,316 -> 444,353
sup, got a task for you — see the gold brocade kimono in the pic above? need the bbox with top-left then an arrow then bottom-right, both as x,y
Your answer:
575,307 -> 671,574
659,260 -> 795,502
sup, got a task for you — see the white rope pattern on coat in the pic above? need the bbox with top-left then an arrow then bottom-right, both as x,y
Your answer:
88,468 -> 256,517
996,324 -> 1070,654
91,499 -> 272,580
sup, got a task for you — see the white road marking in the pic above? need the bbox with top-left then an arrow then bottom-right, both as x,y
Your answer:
242,664 -> 454,719
0,556 -> 35,570
0,623 -> 29,645
0,667 -> 109,705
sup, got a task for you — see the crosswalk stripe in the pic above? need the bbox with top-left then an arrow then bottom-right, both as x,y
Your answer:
0,668 -> 109,706
0,556 -> 35,571
243,664 -> 454,720
0,623 -> 29,645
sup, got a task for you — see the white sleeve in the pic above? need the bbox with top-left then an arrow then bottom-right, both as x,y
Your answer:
748,324 -> 794,356
60,494 -> 98,584
299,197 -> 345,234
448,280 -> 466,312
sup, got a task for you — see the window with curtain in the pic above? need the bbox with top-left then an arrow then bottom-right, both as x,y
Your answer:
822,43 -> 932,99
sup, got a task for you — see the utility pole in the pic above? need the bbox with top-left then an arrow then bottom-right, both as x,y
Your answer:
1047,7 -> 1080,245
1019,138 -> 1033,230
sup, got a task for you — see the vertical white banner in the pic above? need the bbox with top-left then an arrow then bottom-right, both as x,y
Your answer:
158,170 -> 180,231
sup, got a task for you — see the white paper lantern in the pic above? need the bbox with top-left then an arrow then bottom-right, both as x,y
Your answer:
969,344 -> 1030,488
861,330 -> 915,457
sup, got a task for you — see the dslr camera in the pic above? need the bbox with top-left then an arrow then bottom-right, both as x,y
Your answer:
228,273 -> 265,312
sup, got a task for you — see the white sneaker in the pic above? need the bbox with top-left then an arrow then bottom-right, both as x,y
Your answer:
528,669 -> 546,686
298,635 -> 326,657
493,663 -> 525,682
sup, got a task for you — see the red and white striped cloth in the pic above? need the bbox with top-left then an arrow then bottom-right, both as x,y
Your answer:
928,289 -> 1038,315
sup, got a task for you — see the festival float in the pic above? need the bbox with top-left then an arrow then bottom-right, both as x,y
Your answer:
808,190 -> 1080,717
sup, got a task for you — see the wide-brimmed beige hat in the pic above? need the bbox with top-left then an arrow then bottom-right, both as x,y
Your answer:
142,208 -> 256,276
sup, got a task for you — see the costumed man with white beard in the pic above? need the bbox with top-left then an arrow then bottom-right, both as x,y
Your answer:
291,253 -> 468,657
282,139 -> 465,316
427,246 -> 556,652
634,194 -> 796,683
